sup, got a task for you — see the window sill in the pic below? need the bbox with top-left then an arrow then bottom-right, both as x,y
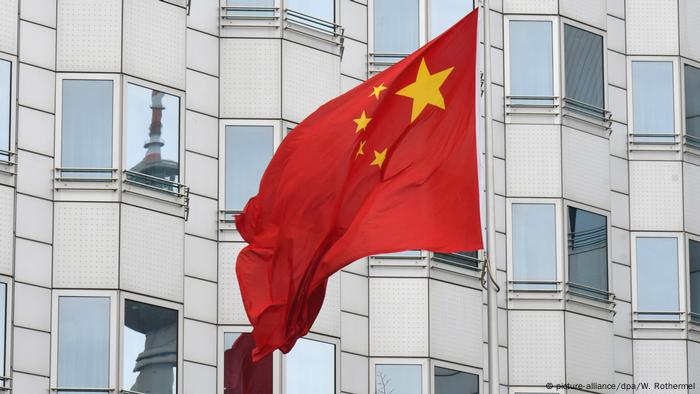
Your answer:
564,283 -> 615,321
628,133 -> 681,152
561,97 -> 611,137
368,53 -> 409,76
121,170 -> 190,219
54,167 -> 119,191
505,96 -> 560,124
507,281 -> 563,309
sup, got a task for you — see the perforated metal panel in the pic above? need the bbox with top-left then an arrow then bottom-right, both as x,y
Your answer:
509,310 -> 565,385
634,340 -> 687,393
560,0 -> 606,29
626,0 -> 678,55
629,161 -> 683,231
218,242 -> 249,324
123,0 -> 186,88
0,186 -> 13,275
282,41 -> 340,123
506,125 -> 561,197
311,272 -> 341,336
54,203 -> 119,288
370,278 -> 428,357
120,205 -> 184,302
220,39 -> 281,119
685,163 -> 700,235
57,0 -> 121,71
0,0 -> 18,54
563,129 -> 610,209
503,0 -> 557,14
429,280 -> 482,366
565,313 -> 614,388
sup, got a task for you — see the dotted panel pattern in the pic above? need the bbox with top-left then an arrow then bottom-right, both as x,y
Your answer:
681,0 -> 700,69
626,0 -> 678,55
560,0 -> 606,29
120,205 -> 184,302
685,164 -> 700,236
506,125 -> 562,197
54,203 -> 119,288
633,340 -> 687,393
220,39 -> 281,118
218,242 -> 249,324
429,280 -> 482,367
509,310 -> 565,385
311,272 -> 341,336
503,0 -> 557,14
565,313 -> 614,390
57,0 -> 121,72
562,128 -> 610,209
0,0 -> 17,54
369,278 -> 428,357
629,161 -> 683,231
282,41 -> 340,123
0,187 -> 13,275
123,0 -> 186,89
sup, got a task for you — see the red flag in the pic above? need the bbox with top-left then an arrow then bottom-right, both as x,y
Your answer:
224,333 -> 272,394
235,9 -> 481,361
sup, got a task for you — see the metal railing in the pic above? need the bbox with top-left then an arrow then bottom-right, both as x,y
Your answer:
565,283 -> 615,315
684,134 -> 700,150
432,252 -> 480,271
689,311 -> 700,324
54,167 -> 119,190
283,8 -> 344,49
221,6 -> 280,23
122,170 -> 190,219
508,280 -> 562,292
369,53 -> 409,74
0,376 -> 10,392
629,132 -> 680,146
0,150 -> 16,176
505,95 -> 560,115
562,97 -> 612,132
51,388 -> 114,392
219,208 -> 241,230
633,310 -> 684,323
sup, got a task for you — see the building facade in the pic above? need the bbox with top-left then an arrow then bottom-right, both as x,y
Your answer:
0,0 -> 699,393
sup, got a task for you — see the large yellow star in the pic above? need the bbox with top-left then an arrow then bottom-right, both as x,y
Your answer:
395,58 -> 454,123
369,83 -> 388,100
353,111 -> 372,133
355,140 -> 366,159
370,148 -> 387,168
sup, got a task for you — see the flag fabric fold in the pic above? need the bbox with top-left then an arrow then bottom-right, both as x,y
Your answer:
234,8 -> 482,362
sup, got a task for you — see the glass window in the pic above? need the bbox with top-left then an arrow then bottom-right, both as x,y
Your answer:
287,0 -> 334,22
509,21 -> 553,104
512,203 -> 556,289
374,0 -> 419,58
635,237 -> 679,320
225,125 -> 274,211
375,364 -> 421,394
57,297 -> 110,392
564,24 -> 604,114
225,0 -> 275,17
690,240 -> 700,323
0,60 -> 10,160
568,207 -> 608,299
123,300 -> 178,394
429,0 -> 472,39
223,332 -> 272,394
126,83 -> 180,184
434,366 -> 479,394
61,80 -> 113,172
684,64 -> 700,143
285,338 -> 335,394
632,61 -> 675,140
433,251 -> 479,270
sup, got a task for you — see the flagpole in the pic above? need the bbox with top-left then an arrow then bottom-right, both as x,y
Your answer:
481,0 -> 500,393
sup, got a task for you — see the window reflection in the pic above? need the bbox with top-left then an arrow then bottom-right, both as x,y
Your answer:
374,0 -> 419,60
564,25 -> 604,115
568,207 -> 608,299
375,364 -> 421,394
689,240 -> 700,323
123,300 -> 178,394
684,64 -> 700,145
223,333 -> 272,394
509,21 -> 553,105
429,0 -> 472,39
57,297 -> 110,393
225,0 -> 275,17
0,60 -> 10,161
225,125 -> 273,210
285,338 -> 335,394
434,366 -> 479,394
512,204 -> 556,289
632,61 -> 675,141
636,237 -> 679,320
287,0 -> 334,22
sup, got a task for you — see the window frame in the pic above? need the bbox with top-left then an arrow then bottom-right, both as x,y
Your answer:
368,0 -> 427,70
425,0 -> 476,41
118,292 -> 183,394
630,232 -> 686,324
626,56 -> 682,146
681,57 -> 700,152
50,290 -> 119,392
281,332 -> 339,394
0,276 -> 11,386
686,234 -> 700,325
0,53 -> 16,171
429,359 -> 481,394
370,358 -> 429,394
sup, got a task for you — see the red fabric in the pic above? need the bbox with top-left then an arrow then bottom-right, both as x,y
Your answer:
236,9 -> 481,362
224,333 -> 272,394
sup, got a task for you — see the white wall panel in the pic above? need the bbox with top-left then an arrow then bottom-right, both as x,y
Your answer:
123,0 -> 186,89
184,277 -> 217,324
282,41 -> 340,123
680,0 -> 700,61
18,64 -> 55,114
311,272 -> 341,336
610,156 -> 628,194
607,50 -> 626,89
684,163 -> 700,235
613,300 -> 632,338
503,0 -> 557,14
341,39 -> 368,81
185,194 -> 218,240
183,319 -> 217,366
689,341 -> 700,394
218,242 -> 249,324
341,0 -> 367,43
610,191 -> 629,229
491,83 -> 505,122
120,205 -> 184,302
186,69 -> 218,117
489,10 -> 503,50
610,227 -> 630,265
626,0 -> 678,55
185,110 -> 218,158
0,0 -> 18,54
430,280 -> 482,367
184,234 -> 217,282
370,278 -> 428,357
0,186 -> 12,275
16,150 -> 53,200
186,0 -> 219,36
183,361 -> 216,394
185,151 -> 218,199
341,353 -> 368,394
609,121 -> 628,159
220,39 -> 281,119
20,0 -> 55,27
19,21 -> 55,70
509,310 -> 565,385
186,29 -> 219,76
563,129 -> 610,208
57,0 -> 121,72
341,312 -> 368,355
506,125 -> 561,197
17,106 -> 54,157
14,283 -> 51,332
491,47 -> 504,87
13,327 -> 50,376
560,0 -> 606,29
629,161 -> 683,231
341,271 -> 368,315
54,203 -> 119,288
494,158 -> 505,196
607,0 -> 625,19
608,85 -> 627,124
607,15 -> 625,53
613,336 -> 633,375
634,340 -> 687,393
15,238 -> 51,287
16,193 -> 52,244
12,372 -> 49,394
341,75 -> 362,93
565,313 -> 614,388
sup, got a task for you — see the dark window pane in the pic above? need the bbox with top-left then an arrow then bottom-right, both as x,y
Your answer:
285,338 -> 335,394
0,60 -> 9,157
632,61 -> 675,139
636,237 -> 679,320
690,240 -> 700,322
564,24 -> 604,112
123,300 -> 178,394
568,207 -> 608,299
376,364 -> 421,394
374,0 -> 419,55
509,21 -> 553,104
433,251 -> 479,270
435,366 -> 479,394
225,125 -> 274,210
512,203 -> 556,289
685,64 -> 700,142
223,333 -> 272,394
429,0 -> 472,39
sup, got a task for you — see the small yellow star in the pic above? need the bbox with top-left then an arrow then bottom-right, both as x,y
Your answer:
353,111 -> 372,133
355,140 -> 366,159
396,57 -> 454,123
369,83 -> 388,100
370,148 -> 387,168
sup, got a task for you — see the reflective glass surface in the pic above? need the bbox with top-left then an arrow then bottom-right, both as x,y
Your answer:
636,237 -> 679,319
374,0 -> 419,56
690,240 -> 700,321
0,60 -> 10,158
568,207 -> 608,299
509,21 -> 553,104
632,61 -> 675,140
287,0 -> 334,22
512,204 -> 556,289
285,338 -> 335,394
429,0 -> 472,39
434,366 -> 479,394
375,364 -> 421,394
564,24 -> 604,112
225,125 -> 274,210
684,64 -> 700,142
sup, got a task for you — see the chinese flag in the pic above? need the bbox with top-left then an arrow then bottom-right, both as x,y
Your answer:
235,9 -> 481,362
